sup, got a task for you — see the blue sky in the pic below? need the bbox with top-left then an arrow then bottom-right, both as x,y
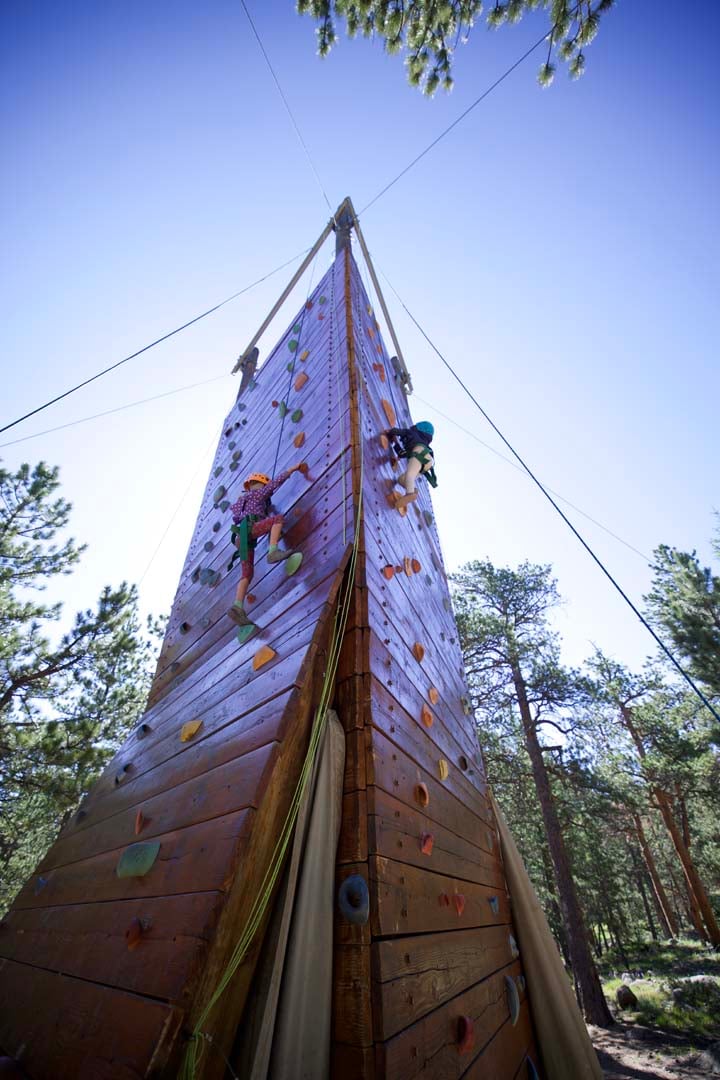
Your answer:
2,0 -> 718,674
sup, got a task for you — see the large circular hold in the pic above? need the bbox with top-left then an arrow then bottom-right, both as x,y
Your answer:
338,874 -> 370,925
505,974 -> 520,1026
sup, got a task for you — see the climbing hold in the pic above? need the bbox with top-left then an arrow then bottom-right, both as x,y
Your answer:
488,895 -> 500,915
421,705 -> 433,728
505,974 -> 521,1025
403,556 -> 413,577
412,642 -> 425,662
247,593 -> 256,604
457,1015 -> 475,1055
294,431 -> 305,448
429,687 -> 440,705
125,917 -> 144,950
508,933 -> 519,959
420,832 -> 434,856
136,722 -> 151,739
232,450 -> 242,461
294,371 -> 309,391
272,400 -> 279,408
236,623 -> 257,645
394,565 -> 402,574
382,565 -> 394,580
237,402 -> 247,412
285,552 -> 303,577
116,841 -> 161,879
75,807 -> 87,823
517,974 -> 526,994
423,510 -> 433,526
376,343 -> 383,355
134,809 -> 147,836
414,782 -> 429,807
229,461 -> 238,471
213,485 -> 226,504
115,763 -> 133,786
180,719 -> 203,742
461,695 -> 472,715
458,755 -> 468,771
204,541 -> 214,552
213,466 -> 223,478
286,361 -> 295,373
34,876 -> 48,896
291,408 -> 303,423
439,893 -> 451,907
208,570 -> 222,586
299,349 -> 309,361
319,295 -> 327,304
367,326 -> 375,338
213,521 -> 221,532
292,322 -> 302,334
317,313 -> 325,321
372,362 -> 386,382
411,558 -> 421,574
305,300 -> 313,310
228,440 -> 236,449
180,621 -> 191,634
219,501 -> 230,513
381,399 -> 396,427
442,597 -> 451,611
277,402 -> 288,419
288,339 -> 298,352
337,874 -> 369,924
452,893 -> 466,916
199,568 -> 213,585
438,759 -> 449,781
379,433 -> 389,450
253,645 -> 276,671
191,566 -> 201,583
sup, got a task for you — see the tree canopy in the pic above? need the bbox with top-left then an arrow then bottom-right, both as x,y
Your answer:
298,0 -> 616,92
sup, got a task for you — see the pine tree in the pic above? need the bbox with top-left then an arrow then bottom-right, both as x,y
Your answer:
0,461 -> 161,911
453,559 -> 614,1026
297,0 -> 615,93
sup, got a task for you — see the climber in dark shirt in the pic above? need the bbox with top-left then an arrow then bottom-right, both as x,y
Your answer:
385,420 -> 436,509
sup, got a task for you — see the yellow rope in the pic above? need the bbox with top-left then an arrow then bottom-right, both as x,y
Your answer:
180,466 -> 364,1080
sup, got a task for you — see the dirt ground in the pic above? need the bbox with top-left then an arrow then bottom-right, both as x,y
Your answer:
589,1022 -> 718,1079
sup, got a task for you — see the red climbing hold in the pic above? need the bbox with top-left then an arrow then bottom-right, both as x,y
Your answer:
382,565 -> 395,580
420,832 -> 434,856
457,1015 -> 475,1055
294,372 -> 309,391
411,558 -> 422,574
126,917 -> 144,950
421,705 -> 433,728
134,809 -> 146,836
414,782 -> 429,807
453,893 -> 466,916
438,892 -> 451,907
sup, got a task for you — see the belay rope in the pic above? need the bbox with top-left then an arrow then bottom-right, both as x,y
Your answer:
180,411 -> 364,1080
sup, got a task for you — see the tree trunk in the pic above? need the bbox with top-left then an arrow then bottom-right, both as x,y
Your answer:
633,813 -> 677,938
511,659 -> 614,1026
653,788 -> 719,946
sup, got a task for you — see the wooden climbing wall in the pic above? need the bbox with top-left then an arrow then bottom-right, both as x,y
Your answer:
332,249 -> 543,1078
0,257 -> 357,1078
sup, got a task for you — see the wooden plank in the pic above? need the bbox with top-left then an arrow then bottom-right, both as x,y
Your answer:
369,787 -> 505,891
368,728 -> 494,857
332,1042 -> 376,1080
375,961 -> 525,1080
0,958 -> 182,1080
369,855 -> 510,938
333,944 -> 374,1046
462,1001 -> 533,1080
14,808 -> 254,911
0,892 -> 220,1001
371,926 -> 517,1040
339,790 -> 369,864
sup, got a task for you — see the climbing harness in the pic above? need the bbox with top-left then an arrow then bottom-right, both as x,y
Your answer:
390,439 -> 438,488
226,515 -> 261,572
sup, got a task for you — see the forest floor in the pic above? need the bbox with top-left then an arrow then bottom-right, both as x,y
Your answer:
588,940 -> 720,1078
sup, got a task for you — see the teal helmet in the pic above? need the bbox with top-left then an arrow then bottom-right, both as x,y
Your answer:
416,421 -> 434,438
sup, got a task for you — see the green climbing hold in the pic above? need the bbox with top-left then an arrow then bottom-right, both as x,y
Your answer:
278,402 -> 288,419
292,323 -> 301,334
229,461 -> 239,471
291,408 -> 303,423
232,450 -> 242,461
237,402 -> 246,412
204,541 -> 214,552
116,841 -> 161,879
199,568 -> 213,585
288,339 -> 298,352
220,500 -> 230,512
319,295 -> 327,304
286,361 -> 295,372
213,521 -> 221,532
285,552 -> 303,577
423,510 -> 433,526
214,466 -> 223,478
213,485 -> 226,504
236,623 -> 257,645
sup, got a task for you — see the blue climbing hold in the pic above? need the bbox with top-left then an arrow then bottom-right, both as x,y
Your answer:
338,874 -> 370,925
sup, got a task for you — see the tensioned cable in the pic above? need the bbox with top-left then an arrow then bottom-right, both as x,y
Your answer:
240,0 -> 334,217
0,248 -> 309,437
359,11 -> 578,216
378,268 -> 720,725
0,374 -> 229,450
413,393 -> 651,563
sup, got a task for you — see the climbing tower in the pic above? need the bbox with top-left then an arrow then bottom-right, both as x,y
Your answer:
0,201 -> 542,1078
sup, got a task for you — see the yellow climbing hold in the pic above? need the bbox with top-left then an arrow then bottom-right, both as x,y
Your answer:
180,719 -> 203,742
299,349 -> 309,361
438,759 -> 449,780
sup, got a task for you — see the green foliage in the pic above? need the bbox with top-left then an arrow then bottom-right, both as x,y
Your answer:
297,0 -> 615,94
0,461 -> 162,912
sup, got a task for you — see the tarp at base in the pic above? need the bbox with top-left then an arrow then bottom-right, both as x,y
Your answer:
492,794 -> 604,1080
234,711 -> 346,1080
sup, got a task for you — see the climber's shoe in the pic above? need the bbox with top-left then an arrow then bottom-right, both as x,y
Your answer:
267,545 -> 292,564
228,602 -> 252,626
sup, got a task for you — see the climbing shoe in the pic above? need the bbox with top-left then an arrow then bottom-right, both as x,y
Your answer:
228,602 -> 252,626
267,546 -> 293,564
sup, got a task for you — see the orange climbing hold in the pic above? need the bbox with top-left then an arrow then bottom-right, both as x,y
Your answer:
294,431 -> 305,448
253,645 -> 276,671
381,399 -> 396,427
382,565 -> 395,580
367,326 -> 375,338
421,705 -> 433,728
379,433 -> 389,450
180,719 -> 203,742
373,362 -> 386,382
125,917 -> 144,951
247,593 -> 256,605
429,687 -> 440,705
412,642 -> 425,662
420,832 -> 434,856
134,809 -> 147,836
411,558 -> 422,574
414,782 -> 429,807
294,372 -> 309,391
453,893 -> 466,916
